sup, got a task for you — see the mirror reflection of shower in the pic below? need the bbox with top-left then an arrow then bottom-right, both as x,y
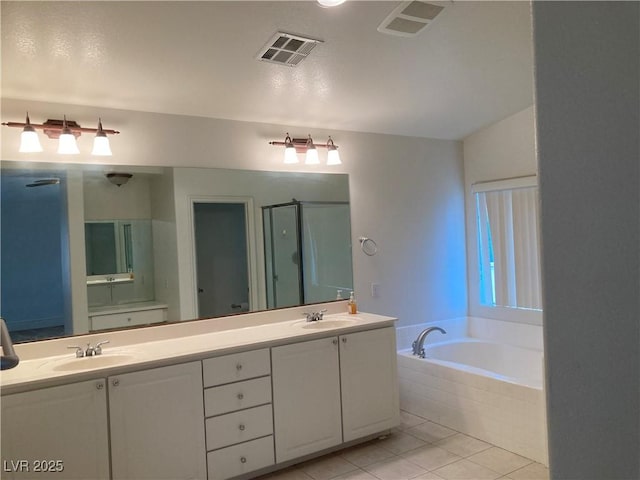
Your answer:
262,199 -> 353,309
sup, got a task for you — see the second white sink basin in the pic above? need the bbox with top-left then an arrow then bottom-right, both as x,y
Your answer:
45,354 -> 135,372
300,318 -> 359,329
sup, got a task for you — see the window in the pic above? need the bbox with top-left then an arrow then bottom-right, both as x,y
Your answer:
473,176 -> 542,312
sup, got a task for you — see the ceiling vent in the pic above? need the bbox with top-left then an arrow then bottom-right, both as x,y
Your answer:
257,32 -> 323,67
378,1 -> 447,37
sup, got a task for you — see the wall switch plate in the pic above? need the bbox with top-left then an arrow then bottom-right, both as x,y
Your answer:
371,282 -> 380,298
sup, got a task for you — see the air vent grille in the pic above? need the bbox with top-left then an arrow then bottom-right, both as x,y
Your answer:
378,1 -> 447,37
257,32 -> 323,67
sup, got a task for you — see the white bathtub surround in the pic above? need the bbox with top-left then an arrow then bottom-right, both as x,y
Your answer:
397,316 -> 548,465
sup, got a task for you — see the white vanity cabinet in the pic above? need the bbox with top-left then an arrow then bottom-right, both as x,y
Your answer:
339,327 -> 400,442
108,361 -> 206,480
1,379 -> 110,480
272,337 -> 343,463
202,348 -> 275,480
272,326 -> 399,463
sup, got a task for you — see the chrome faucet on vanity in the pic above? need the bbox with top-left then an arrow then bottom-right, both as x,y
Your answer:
68,340 -> 110,358
412,327 -> 446,358
303,310 -> 327,322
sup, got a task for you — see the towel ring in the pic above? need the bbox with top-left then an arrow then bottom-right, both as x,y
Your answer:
359,237 -> 378,256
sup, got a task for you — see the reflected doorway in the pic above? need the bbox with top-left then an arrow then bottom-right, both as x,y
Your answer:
193,202 -> 250,318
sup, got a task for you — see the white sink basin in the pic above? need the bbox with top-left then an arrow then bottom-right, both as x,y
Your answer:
300,318 -> 359,329
42,354 -> 135,372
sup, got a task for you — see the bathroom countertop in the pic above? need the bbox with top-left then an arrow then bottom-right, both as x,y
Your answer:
0,309 -> 396,395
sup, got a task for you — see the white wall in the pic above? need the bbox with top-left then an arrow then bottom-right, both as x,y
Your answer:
83,173 -> 152,220
1,97 -> 468,328
533,2 -> 639,478
462,106 -> 540,324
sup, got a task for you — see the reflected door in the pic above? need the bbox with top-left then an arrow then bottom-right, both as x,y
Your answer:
193,202 -> 249,318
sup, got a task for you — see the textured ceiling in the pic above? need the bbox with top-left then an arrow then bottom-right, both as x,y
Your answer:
1,1 -> 534,140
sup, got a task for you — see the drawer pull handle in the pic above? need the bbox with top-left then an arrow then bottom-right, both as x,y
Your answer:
237,393 -> 244,400
236,363 -> 243,371
238,424 -> 245,431
240,457 -> 247,464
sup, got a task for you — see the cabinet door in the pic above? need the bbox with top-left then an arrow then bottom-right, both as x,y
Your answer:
340,327 -> 400,442
272,337 -> 342,463
109,361 -> 206,480
1,379 -> 110,480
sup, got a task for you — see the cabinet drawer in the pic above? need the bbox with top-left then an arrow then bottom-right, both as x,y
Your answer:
207,435 -> 274,480
203,349 -> 270,387
205,376 -> 272,417
90,308 -> 166,331
206,404 -> 273,451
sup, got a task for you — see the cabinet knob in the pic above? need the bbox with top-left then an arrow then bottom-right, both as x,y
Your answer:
237,392 -> 244,400
332,339 -> 338,345
342,337 -> 347,343
236,363 -> 243,371
238,424 -> 246,431
240,457 -> 247,464
112,379 -> 120,387
96,382 -> 104,390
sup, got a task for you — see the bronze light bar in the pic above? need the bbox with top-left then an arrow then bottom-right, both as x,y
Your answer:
2,118 -> 120,139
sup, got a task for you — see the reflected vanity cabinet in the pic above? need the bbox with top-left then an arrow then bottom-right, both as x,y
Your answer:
0,362 -> 206,480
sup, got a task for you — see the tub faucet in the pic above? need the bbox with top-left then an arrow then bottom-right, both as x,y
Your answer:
412,327 -> 446,358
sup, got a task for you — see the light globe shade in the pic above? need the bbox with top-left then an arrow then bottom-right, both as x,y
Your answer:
326,148 -> 342,165
283,145 -> 299,164
19,129 -> 43,153
92,135 -> 112,156
305,147 -> 320,165
57,133 -> 80,154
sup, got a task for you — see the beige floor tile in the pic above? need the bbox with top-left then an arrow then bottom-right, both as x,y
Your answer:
330,470 -> 379,480
406,421 -> 457,443
398,411 -> 427,430
412,472 -> 446,480
260,466 -> 315,479
467,447 -> 532,475
401,444 -> 461,471
507,462 -> 549,480
299,454 -> 359,480
363,456 -> 427,480
339,442 -> 395,467
433,458 -> 502,480
377,431 -> 428,454
434,433 -> 492,457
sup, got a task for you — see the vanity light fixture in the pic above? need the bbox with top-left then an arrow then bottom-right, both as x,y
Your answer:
304,135 -> 320,165
18,113 -> 43,153
317,0 -> 347,7
2,113 -> 120,156
269,133 -> 342,166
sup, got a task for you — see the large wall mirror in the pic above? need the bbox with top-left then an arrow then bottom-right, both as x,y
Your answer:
0,160 -> 353,343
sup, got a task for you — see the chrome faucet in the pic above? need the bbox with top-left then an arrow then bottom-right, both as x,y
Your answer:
303,310 -> 327,322
412,327 -> 446,358
68,340 -> 110,358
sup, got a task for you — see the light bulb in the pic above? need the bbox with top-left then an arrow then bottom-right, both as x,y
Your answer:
283,144 -> 298,164
91,118 -> 112,156
317,0 -> 347,7
305,147 -> 319,165
18,113 -> 43,153
57,116 -> 79,154
326,136 -> 341,165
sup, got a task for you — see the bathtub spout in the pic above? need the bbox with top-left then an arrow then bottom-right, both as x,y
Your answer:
412,326 -> 446,358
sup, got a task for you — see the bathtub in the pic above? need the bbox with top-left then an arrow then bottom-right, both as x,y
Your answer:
398,338 -> 548,465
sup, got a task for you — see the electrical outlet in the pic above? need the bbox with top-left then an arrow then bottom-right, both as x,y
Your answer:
371,282 -> 380,298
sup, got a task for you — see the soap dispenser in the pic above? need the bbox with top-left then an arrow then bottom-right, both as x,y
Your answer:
347,291 -> 357,314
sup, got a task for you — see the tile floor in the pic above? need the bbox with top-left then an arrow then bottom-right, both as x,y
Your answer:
258,411 -> 549,480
